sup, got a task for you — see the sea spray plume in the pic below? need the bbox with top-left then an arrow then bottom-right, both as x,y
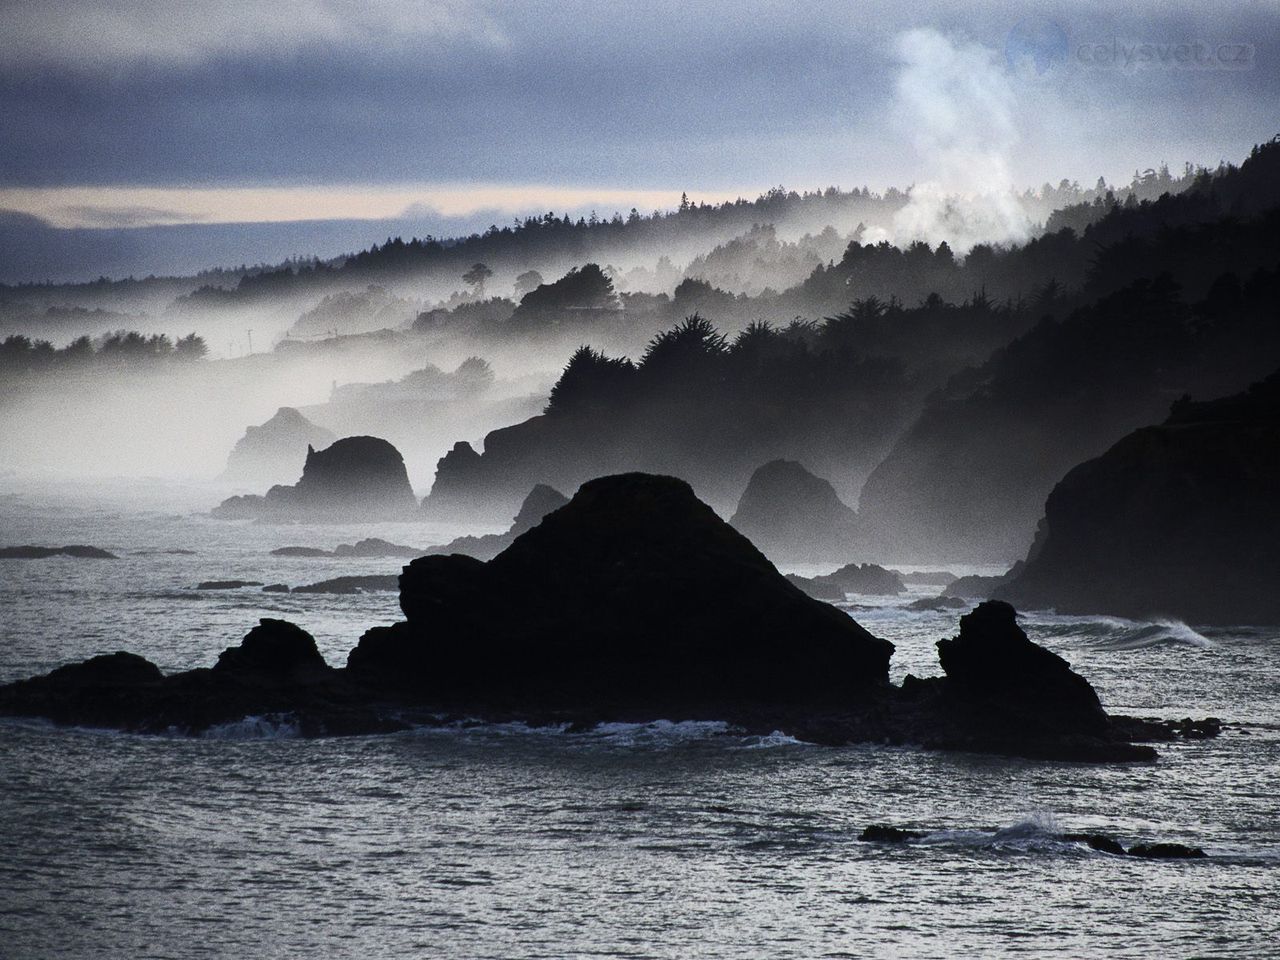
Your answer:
886,28 -> 1033,252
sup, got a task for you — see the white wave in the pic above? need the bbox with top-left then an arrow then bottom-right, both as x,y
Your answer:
739,730 -> 806,750
202,714 -> 301,740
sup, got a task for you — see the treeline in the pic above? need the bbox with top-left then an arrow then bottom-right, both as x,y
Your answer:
0,330 -> 208,375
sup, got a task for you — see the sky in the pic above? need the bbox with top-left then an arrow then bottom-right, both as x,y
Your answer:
0,0 -> 1276,277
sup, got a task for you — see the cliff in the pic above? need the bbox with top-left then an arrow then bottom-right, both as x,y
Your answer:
997,371 -> 1280,624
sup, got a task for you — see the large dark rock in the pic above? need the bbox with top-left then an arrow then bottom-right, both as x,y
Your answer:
350,473 -> 893,707
423,483 -> 568,561
213,436 -> 420,522
998,371 -> 1280,624
729,460 -> 861,562
220,407 -> 336,486
934,600 -> 1106,737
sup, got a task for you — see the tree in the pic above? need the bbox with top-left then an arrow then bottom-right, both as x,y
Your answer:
514,269 -> 544,299
175,333 -> 209,361
462,262 -> 493,296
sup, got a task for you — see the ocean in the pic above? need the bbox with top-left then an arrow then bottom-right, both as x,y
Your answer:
1,484 -> 1277,958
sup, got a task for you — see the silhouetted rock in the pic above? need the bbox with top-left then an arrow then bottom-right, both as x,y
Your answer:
291,574 -> 399,594
998,372 -> 1280,624
213,619 -> 332,684
220,407 -> 336,485
425,484 -> 568,561
270,546 -> 333,557
0,477 -> 1216,762
332,538 -> 421,558
784,564 -> 901,601
350,473 -> 894,706
935,600 -> 1107,738
213,436 -> 419,522
1128,842 -> 1207,859
943,564 -> 1022,599
0,545 -> 117,559
729,460 -> 861,562
262,583 -> 290,593
0,621 -> 399,737
196,580 -> 263,590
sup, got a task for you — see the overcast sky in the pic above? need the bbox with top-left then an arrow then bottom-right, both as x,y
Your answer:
0,0 -> 1275,231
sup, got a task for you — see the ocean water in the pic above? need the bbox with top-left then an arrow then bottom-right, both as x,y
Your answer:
1,487 -> 1278,958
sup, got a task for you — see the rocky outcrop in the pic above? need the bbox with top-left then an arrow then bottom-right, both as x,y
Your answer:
213,436 -> 419,522
350,473 -> 893,706
0,475 -> 1217,761
290,575 -> 399,594
0,545 -> 117,559
0,620 -> 400,737
423,484 -> 568,561
220,407 -> 336,486
788,563 -> 905,599
728,460 -> 861,562
997,372 -> 1280,624
270,538 -> 421,559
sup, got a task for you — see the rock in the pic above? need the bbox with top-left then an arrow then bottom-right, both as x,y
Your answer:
291,575 -> 399,594
424,484 -> 569,561
0,545 -> 118,559
1128,842 -> 1208,859
820,563 -> 906,596
935,600 -> 1107,737
998,370 -> 1280,624
270,546 -> 333,557
0,623 -> 400,737
196,580 -> 264,590
213,436 -> 420,522
332,538 -> 421,558
213,618 -> 332,684
271,538 -> 425,559
0,473 -> 1219,762
729,460 -> 861,562
906,595 -> 968,612
262,583 -> 290,593
46,651 -> 164,687
942,564 -> 1022,599
859,825 -> 926,843
349,473 -> 894,706
220,406 -> 336,486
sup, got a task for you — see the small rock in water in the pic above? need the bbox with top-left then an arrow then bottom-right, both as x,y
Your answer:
0,545 -> 118,559
262,583 -> 290,593
1128,842 -> 1207,859
196,580 -> 265,590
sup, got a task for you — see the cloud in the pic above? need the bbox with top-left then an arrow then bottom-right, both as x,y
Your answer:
0,1 -> 1275,203
0,0 -> 509,67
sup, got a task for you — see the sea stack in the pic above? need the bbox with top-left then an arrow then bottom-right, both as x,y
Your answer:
213,436 -> 420,522
729,459 -> 862,562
